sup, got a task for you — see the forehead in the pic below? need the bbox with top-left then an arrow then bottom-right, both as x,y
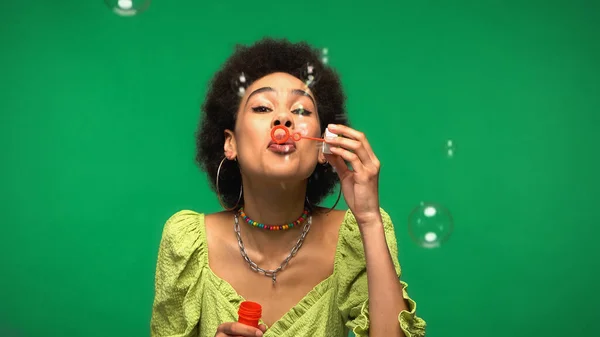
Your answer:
246,72 -> 314,97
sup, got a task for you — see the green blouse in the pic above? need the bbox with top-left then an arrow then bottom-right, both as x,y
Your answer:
150,208 -> 426,337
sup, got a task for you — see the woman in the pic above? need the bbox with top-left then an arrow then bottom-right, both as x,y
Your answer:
150,38 -> 426,337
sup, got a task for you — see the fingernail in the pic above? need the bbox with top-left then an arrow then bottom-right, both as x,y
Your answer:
327,124 -> 336,130
325,128 -> 337,141
256,331 -> 263,337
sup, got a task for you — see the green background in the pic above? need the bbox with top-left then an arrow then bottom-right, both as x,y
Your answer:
1,0 -> 598,336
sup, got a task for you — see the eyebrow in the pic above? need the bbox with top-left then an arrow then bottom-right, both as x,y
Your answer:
244,87 -> 317,109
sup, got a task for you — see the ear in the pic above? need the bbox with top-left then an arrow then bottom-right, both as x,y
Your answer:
224,129 -> 237,160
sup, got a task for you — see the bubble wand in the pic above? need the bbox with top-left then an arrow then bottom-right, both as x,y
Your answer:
270,125 -> 324,143
271,125 -> 337,154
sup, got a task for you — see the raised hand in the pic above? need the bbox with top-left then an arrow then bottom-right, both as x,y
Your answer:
324,124 -> 382,226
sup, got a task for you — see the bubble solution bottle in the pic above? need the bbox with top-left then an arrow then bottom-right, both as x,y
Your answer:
238,301 -> 262,328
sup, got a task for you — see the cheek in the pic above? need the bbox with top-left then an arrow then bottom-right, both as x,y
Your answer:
236,118 -> 269,146
296,120 -> 320,137
296,122 -> 309,136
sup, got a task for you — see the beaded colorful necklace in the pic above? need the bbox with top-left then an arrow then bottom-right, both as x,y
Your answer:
237,207 -> 309,231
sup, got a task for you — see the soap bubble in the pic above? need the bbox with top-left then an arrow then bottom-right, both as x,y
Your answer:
301,47 -> 329,88
105,0 -> 151,16
321,48 -> 329,64
302,62 -> 321,89
232,72 -> 248,97
408,202 -> 453,248
301,48 -> 329,88
445,139 -> 456,158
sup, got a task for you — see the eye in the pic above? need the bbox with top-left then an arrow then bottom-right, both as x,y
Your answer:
293,107 -> 313,116
252,106 -> 272,113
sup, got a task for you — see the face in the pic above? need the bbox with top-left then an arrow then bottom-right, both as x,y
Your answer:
224,72 -> 326,182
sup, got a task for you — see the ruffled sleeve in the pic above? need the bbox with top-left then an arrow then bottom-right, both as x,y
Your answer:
150,210 -> 206,337
336,208 -> 426,337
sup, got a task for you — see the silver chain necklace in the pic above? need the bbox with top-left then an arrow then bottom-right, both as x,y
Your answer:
234,213 -> 312,285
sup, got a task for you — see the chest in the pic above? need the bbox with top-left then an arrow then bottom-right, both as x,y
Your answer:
208,233 -> 337,326
230,264 -> 332,326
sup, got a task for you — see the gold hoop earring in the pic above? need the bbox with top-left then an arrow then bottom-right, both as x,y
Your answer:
306,187 -> 342,214
216,157 -> 242,211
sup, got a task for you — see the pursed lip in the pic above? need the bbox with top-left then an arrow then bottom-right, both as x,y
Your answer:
268,139 -> 296,148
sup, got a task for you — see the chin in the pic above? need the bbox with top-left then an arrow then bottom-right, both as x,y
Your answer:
242,152 -> 314,181
262,165 -> 313,183
264,167 -> 301,180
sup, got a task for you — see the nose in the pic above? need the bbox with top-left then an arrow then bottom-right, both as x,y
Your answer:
271,112 -> 294,129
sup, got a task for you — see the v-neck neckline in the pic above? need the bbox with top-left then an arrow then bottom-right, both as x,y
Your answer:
199,209 -> 352,333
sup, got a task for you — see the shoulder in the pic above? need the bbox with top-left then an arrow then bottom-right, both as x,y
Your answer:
161,210 -> 203,237
158,210 -> 205,257
203,210 -> 236,239
313,207 -> 349,231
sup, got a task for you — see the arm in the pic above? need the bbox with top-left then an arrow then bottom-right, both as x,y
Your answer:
323,124 -> 425,336
150,211 -> 203,337
360,216 -> 408,337
335,209 -> 426,337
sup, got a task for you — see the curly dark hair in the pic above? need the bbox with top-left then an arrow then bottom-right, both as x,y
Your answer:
195,38 -> 349,210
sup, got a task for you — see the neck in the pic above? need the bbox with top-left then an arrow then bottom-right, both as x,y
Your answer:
234,177 -> 311,269
240,177 -> 308,226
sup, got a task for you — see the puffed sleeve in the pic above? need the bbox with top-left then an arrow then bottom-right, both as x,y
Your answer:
150,210 -> 206,337
336,208 -> 426,337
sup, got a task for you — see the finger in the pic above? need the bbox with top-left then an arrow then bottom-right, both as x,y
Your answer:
324,134 -> 372,168
328,146 -> 364,174
218,322 -> 263,337
325,154 -> 353,181
327,124 -> 377,164
258,324 -> 268,333
324,153 -> 350,178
